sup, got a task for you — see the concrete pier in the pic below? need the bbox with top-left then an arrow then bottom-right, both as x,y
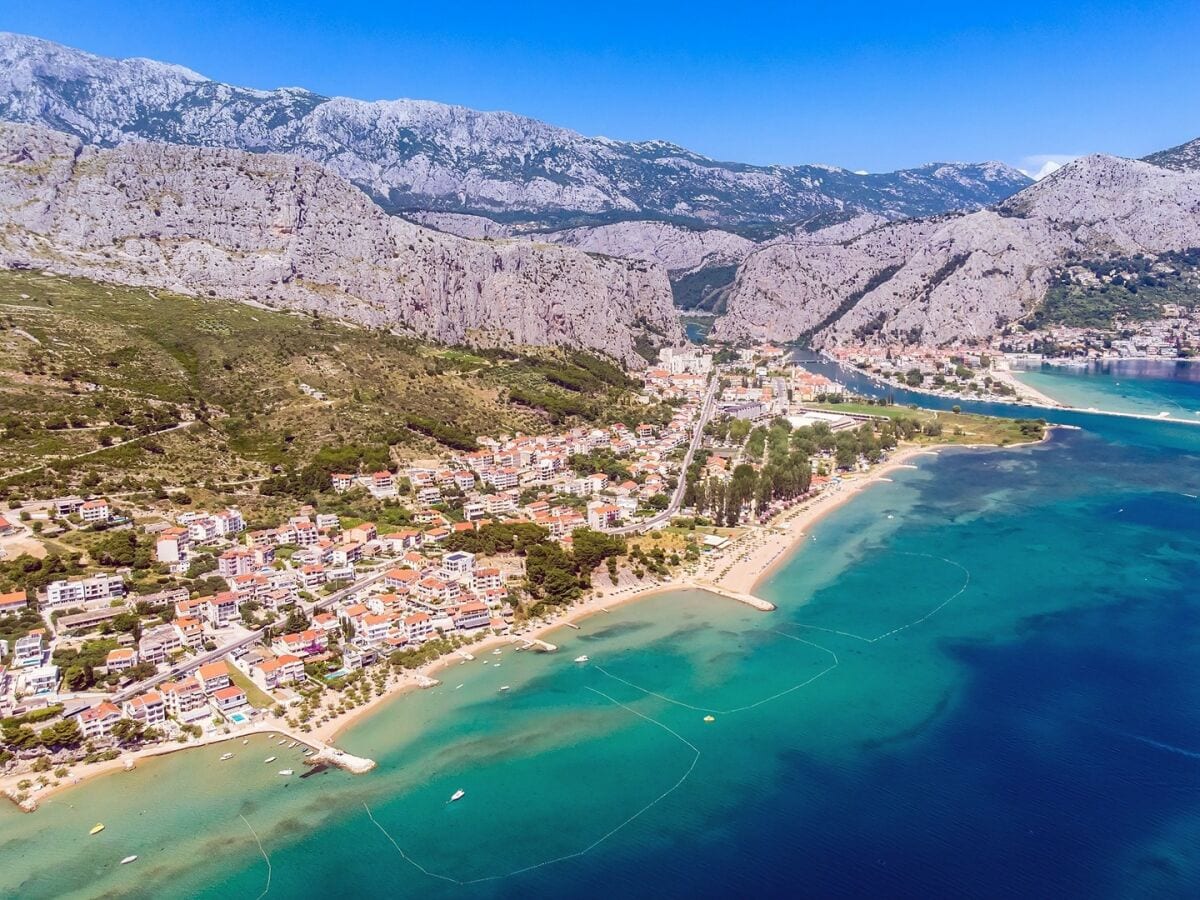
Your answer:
692,581 -> 776,611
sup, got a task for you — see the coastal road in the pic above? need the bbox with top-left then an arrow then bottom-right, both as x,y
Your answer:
610,372 -> 721,536
109,569 -> 388,704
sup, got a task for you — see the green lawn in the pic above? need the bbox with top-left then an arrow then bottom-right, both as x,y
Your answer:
806,402 -> 1047,446
226,665 -> 275,710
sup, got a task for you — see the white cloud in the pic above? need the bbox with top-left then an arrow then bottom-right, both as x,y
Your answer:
853,169 -> 869,175
1017,154 -> 1080,180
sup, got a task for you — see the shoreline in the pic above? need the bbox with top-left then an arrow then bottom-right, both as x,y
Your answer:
824,353 -> 1200,427
1,722 -> 333,812
693,445 -> 936,598
0,437 -> 1051,812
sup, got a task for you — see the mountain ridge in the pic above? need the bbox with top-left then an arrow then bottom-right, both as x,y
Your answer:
0,31 -> 1032,232
713,151 -> 1200,347
0,122 -> 682,366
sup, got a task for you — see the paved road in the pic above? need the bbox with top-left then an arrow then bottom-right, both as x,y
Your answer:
110,568 -> 388,703
611,372 -> 720,536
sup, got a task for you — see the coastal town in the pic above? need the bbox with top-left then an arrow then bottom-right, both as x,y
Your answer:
0,341 -> 1050,810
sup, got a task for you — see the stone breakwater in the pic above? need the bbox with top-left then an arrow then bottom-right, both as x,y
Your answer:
311,747 -> 376,774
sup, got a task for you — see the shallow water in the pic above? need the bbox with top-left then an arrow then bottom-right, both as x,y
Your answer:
2,373 -> 1200,898
1012,359 -> 1200,419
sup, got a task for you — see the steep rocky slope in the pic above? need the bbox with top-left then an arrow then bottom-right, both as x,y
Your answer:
1143,137 -> 1200,172
0,32 -> 1031,230
538,221 -> 755,274
714,153 -> 1200,347
0,123 -> 682,365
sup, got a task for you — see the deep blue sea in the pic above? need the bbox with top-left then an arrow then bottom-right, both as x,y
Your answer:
2,364 -> 1199,899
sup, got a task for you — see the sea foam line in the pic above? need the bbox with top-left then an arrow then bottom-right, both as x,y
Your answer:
594,552 -> 967,716
790,552 -> 971,644
239,813 -> 272,900
363,685 -> 700,885
595,631 -> 839,716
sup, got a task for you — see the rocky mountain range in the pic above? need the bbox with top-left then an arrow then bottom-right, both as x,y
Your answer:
0,123 -> 682,366
1142,136 -> 1200,173
0,32 -> 1031,237
712,151 -> 1200,347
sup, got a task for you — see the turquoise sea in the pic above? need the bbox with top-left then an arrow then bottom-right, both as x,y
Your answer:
2,367 -> 1200,898
1012,359 -> 1200,420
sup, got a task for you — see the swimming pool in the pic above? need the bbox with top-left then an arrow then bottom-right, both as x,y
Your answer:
226,711 -> 250,725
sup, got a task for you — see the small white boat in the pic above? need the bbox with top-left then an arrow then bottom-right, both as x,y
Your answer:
450,789 -> 465,802
491,649 -> 502,656
264,756 -> 277,764
574,655 -> 589,663
288,741 -> 297,748
220,752 -> 234,761
278,769 -> 294,776
277,739 -> 287,746
454,683 -> 464,690
242,739 -> 249,745
498,685 -> 510,692
493,663 -> 501,667
120,855 -> 138,865
89,823 -> 105,835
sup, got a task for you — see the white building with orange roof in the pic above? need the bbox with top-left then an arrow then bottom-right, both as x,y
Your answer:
360,613 -> 394,644
275,629 -> 326,658
452,601 -> 491,631
312,612 -> 339,632
79,498 -> 112,523
402,612 -> 434,642
586,502 -> 622,531
123,690 -> 166,727
77,701 -> 122,738
470,567 -> 503,592
212,684 -> 248,714
196,661 -> 232,694
160,678 -> 208,722
0,590 -> 27,615
174,616 -> 204,648
105,647 -> 137,673
251,654 -> 305,690
416,576 -> 456,606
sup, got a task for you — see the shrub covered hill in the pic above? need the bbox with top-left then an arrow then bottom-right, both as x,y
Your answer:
0,270 -> 674,510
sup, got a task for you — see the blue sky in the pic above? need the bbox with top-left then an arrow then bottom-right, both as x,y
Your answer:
5,0 -> 1199,173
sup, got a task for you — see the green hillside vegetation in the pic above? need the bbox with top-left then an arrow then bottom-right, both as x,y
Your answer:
1032,249 -> 1200,329
670,265 -> 738,313
0,271 -> 649,505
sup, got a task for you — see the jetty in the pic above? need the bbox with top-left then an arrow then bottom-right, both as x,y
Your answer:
691,581 -> 776,611
518,637 -> 558,652
310,747 -> 375,774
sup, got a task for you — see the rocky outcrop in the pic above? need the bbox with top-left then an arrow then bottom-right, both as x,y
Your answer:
715,153 -> 1200,347
405,211 -> 518,239
1143,136 -> 1200,173
539,221 -> 755,274
0,123 -> 682,365
0,32 -> 1031,230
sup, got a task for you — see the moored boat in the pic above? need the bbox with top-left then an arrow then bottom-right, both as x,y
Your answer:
278,769 -> 294,776
450,789 -> 465,802
264,756 -> 277,763
120,855 -> 138,865
89,823 -> 105,835
220,752 -> 234,761
574,655 -> 589,663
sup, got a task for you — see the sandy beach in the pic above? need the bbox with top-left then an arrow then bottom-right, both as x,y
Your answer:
692,445 -> 936,598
